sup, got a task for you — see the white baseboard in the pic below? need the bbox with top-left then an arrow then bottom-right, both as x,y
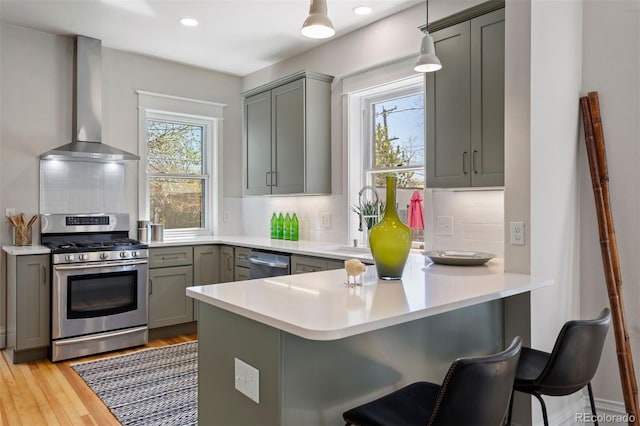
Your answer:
557,396 -> 632,426
511,395 -> 631,426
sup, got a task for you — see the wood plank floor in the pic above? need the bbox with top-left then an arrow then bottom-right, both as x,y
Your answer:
0,334 -> 197,426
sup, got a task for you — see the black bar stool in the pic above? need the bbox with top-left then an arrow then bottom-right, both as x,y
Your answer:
343,336 -> 522,426
507,308 -> 611,426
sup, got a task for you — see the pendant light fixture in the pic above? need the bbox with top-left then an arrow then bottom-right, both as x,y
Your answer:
301,0 -> 335,39
414,0 -> 442,72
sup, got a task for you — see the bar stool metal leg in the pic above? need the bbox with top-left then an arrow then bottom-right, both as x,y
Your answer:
532,392 -> 549,426
588,382 -> 599,426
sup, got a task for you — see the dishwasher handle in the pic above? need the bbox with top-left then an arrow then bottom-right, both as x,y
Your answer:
248,256 -> 289,269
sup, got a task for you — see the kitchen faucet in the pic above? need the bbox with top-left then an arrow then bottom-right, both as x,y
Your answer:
357,185 -> 380,232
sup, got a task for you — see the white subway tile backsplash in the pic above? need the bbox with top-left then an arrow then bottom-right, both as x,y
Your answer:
462,224 -> 504,242
40,161 -> 125,213
427,189 -> 504,257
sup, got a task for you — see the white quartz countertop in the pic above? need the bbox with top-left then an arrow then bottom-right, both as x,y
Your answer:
2,244 -> 51,255
2,235 -> 376,262
187,256 -> 552,341
150,235 -> 376,262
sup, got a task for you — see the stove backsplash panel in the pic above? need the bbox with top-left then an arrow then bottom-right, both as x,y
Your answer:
39,160 -> 125,213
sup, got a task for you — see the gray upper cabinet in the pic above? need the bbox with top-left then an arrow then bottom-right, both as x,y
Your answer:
243,71 -> 333,195
426,8 -> 505,188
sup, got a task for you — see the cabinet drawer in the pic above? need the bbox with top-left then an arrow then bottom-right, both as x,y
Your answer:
326,259 -> 346,271
234,266 -> 250,281
149,246 -> 193,268
291,255 -> 327,274
235,247 -> 252,268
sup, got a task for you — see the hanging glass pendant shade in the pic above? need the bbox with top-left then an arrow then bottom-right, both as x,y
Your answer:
301,0 -> 335,39
414,0 -> 442,73
414,32 -> 442,72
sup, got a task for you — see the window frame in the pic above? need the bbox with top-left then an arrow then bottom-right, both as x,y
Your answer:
362,83 -> 425,189
347,74 -> 425,245
137,91 -> 225,238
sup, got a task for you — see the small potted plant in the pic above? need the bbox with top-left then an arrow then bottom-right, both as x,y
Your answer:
352,201 -> 386,231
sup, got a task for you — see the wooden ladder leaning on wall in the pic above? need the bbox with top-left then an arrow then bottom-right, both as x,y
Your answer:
580,91 -> 639,425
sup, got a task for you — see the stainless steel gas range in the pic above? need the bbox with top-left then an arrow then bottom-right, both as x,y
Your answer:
41,213 -> 149,362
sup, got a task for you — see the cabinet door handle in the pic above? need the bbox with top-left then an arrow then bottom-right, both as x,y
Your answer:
161,255 -> 179,260
462,152 -> 468,175
149,279 -> 153,295
42,265 -> 47,284
472,150 -> 478,174
266,172 -> 271,187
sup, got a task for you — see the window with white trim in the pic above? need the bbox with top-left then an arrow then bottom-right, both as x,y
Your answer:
347,73 -> 425,245
146,113 -> 210,230
137,91 -> 224,237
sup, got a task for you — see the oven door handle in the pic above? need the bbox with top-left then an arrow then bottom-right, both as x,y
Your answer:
54,260 -> 149,271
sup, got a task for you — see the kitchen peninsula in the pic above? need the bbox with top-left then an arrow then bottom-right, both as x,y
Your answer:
188,256 -> 551,425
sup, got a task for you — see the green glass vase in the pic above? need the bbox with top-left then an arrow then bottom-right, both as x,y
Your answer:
368,175 -> 412,280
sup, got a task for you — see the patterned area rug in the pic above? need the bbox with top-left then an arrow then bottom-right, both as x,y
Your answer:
71,341 -> 198,426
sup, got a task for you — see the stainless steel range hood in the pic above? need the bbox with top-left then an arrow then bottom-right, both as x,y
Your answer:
40,36 -> 139,162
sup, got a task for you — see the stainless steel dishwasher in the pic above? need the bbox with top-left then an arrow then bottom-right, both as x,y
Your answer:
248,250 -> 291,278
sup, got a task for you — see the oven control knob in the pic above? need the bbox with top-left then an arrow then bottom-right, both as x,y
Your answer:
132,251 -> 139,258
65,254 -> 74,262
100,252 -> 109,260
79,254 -> 89,261
120,251 -> 130,259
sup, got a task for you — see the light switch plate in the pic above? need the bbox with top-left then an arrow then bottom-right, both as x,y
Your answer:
234,357 -> 260,403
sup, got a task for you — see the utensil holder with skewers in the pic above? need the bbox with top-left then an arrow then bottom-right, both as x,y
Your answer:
8,213 -> 38,246
12,226 -> 32,245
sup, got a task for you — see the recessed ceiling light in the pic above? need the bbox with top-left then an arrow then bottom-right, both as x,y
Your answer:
353,6 -> 372,15
180,17 -> 199,27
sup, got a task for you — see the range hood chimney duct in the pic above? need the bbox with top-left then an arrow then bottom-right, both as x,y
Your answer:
40,36 -> 139,162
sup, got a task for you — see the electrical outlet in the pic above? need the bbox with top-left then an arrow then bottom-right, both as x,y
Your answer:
435,216 -> 454,236
5,208 -> 15,218
320,212 -> 331,229
223,211 -> 231,222
510,221 -> 525,245
234,358 -> 260,403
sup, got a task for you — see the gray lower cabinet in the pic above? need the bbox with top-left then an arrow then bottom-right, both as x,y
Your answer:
193,245 -> 220,319
193,245 -> 220,285
6,254 -> 50,362
234,247 -> 251,281
291,255 -> 344,274
426,8 -> 505,188
242,71 -> 333,195
219,245 -> 235,283
149,247 -> 194,329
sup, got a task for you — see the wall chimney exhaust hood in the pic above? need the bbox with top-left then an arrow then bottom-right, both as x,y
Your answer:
40,36 -> 139,162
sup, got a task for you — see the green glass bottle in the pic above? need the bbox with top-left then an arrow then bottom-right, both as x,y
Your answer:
290,213 -> 299,241
368,175 -> 412,280
277,213 -> 284,239
270,213 -> 277,239
284,213 -> 291,240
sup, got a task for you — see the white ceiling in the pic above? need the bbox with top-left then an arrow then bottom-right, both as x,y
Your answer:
0,0 -> 424,76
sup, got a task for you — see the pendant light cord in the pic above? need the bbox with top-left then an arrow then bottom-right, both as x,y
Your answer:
425,0 -> 429,33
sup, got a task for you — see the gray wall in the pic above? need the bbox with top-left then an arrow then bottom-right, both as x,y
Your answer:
529,0 -> 584,422
0,23 -> 243,344
581,0 -> 640,408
